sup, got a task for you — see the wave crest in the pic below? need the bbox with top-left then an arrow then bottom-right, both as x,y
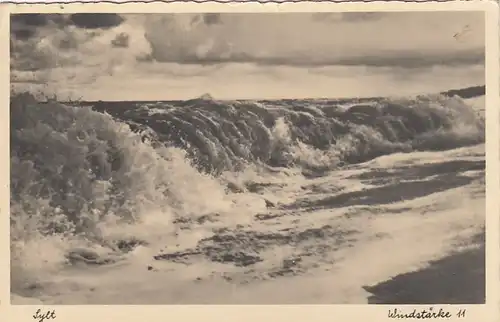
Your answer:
90,94 -> 484,173
10,93 -> 231,250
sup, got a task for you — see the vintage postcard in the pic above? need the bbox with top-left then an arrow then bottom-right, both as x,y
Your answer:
1,1 -> 499,321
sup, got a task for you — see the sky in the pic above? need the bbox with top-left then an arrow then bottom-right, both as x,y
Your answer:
10,12 -> 485,101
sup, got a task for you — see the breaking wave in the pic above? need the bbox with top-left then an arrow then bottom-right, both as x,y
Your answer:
91,94 -> 484,173
10,92 -> 484,291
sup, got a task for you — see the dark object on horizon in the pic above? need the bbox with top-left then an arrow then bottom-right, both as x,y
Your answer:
69,13 -> 124,29
181,93 -> 215,106
198,93 -> 214,101
440,85 -> 485,99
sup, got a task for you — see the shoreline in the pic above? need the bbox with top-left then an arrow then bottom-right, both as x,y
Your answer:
362,243 -> 485,304
11,235 -> 486,305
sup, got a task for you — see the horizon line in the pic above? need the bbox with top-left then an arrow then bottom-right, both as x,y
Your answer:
16,84 -> 485,104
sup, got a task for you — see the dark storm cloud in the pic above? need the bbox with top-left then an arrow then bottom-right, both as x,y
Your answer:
10,13 -> 125,40
11,28 -> 36,41
10,12 -> 485,78
335,49 -> 485,69
68,14 -> 125,29
10,13 -> 128,74
11,14 -> 53,27
10,14 -> 65,40
146,46 -> 484,69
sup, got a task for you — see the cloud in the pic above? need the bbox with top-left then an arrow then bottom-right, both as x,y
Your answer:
201,13 -> 223,26
142,12 -> 485,68
10,13 -> 149,83
10,14 -> 128,72
10,14 -> 124,40
139,49 -> 484,69
9,12 -> 485,91
68,13 -> 124,29
334,49 -> 484,69
11,13 -> 61,28
11,14 -> 64,40
311,12 -> 385,23
111,33 -> 130,48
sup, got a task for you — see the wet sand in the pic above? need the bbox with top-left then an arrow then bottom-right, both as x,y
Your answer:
362,243 -> 485,304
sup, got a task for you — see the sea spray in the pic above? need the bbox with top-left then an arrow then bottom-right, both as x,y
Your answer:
10,91 -> 485,293
10,93 -> 235,290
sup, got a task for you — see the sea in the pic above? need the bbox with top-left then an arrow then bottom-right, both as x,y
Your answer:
10,88 -> 486,304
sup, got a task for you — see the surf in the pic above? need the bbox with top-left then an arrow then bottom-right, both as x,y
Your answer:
10,90 -> 485,303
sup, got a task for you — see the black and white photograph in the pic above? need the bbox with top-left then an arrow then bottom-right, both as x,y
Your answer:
9,8 -> 489,305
